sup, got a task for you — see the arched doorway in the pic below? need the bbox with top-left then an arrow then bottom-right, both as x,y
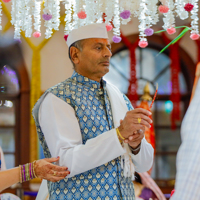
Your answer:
0,40 -> 30,191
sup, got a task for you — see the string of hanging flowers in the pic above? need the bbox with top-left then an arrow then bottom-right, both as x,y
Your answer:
0,1 -> 2,31
0,0 -> 199,47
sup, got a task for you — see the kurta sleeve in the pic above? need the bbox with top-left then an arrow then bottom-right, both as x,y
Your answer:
39,93 -> 125,178
131,138 -> 154,173
122,94 -> 154,173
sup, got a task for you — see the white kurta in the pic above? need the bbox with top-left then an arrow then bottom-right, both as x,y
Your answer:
39,93 -> 154,178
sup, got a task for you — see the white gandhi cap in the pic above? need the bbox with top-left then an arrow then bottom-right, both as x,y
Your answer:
67,23 -> 109,47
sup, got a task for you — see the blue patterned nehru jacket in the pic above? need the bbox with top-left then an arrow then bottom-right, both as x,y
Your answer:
33,71 -> 135,200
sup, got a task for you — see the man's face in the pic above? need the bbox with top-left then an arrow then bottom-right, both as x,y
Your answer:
73,38 -> 112,82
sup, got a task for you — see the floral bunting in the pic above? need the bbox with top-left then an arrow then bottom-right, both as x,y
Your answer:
0,0 -> 199,45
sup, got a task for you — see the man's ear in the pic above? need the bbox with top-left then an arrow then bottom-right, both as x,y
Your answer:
70,47 -> 80,65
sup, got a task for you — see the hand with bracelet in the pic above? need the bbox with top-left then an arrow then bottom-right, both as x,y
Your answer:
117,108 -> 152,152
0,156 -> 70,192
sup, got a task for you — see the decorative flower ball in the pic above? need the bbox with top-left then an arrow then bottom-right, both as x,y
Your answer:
158,5 -> 169,13
180,10 -> 188,20
64,34 -> 69,41
112,36 -> 122,43
138,40 -> 148,48
184,3 -> 194,12
120,10 -> 131,19
2,0 -> 11,2
167,27 -> 176,35
170,189 -> 175,197
42,13 -> 52,21
77,11 -> 87,19
144,28 -> 154,36
33,32 -> 41,38
190,33 -> 199,40
15,39 -> 22,44
106,24 -> 113,32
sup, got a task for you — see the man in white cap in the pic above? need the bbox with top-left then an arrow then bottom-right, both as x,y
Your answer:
33,23 -> 154,200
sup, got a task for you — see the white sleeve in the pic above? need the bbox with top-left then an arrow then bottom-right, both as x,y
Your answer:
130,138 -> 154,173
39,93 -> 125,178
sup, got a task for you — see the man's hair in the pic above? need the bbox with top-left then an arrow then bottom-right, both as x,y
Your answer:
68,40 -> 83,68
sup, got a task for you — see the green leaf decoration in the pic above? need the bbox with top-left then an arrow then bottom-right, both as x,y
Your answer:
156,27 -> 191,55
154,26 -> 189,34
154,29 -> 166,34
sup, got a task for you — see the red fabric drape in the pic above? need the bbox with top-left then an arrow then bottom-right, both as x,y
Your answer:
162,33 -> 182,129
121,33 -> 139,108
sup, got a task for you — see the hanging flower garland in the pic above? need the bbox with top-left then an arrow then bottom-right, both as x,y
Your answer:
119,1 -> 131,25
13,0 -> 22,40
190,0 -> 199,39
0,2 -> 2,31
43,0 -> 53,39
51,0 -> 60,31
112,0 -> 121,43
162,0 -> 176,34
175,0 -> 188,20
33,0 -> 42,37
138,0 -> 149,48
85,0 -> 95,25
149,0 -> 159,26
64,0 -> 72,36
96,0 -> 103,24
24,0 -> 33,38
72,0 -> 78,29
10,0 -> 16,26
143,0 -> 158,37
104,0 -> 114,30
131,0 -> 140,17
0,0 -> 198,45
76,0 -> 86,27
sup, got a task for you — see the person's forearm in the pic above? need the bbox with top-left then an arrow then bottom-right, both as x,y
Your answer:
0,167 -> 20,191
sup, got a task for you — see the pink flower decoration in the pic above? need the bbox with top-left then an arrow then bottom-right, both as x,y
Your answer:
15,39 -> 22,44
112,36 -> 122,43
42,13 -> 52,21
144,28 -> 154,36
184,3 -> 194,12
138,40 -> 148,48
167,27 -> 176,35
2,0 -> 11,2
64,34 -> 69,41
120,10 -> 131,19
33,32 -> 41,38
106,24 -> 113,32
170,189 -> 175,197
77,11 -> 87,19
158,5 -> 169,14
190,33 -> 199,40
